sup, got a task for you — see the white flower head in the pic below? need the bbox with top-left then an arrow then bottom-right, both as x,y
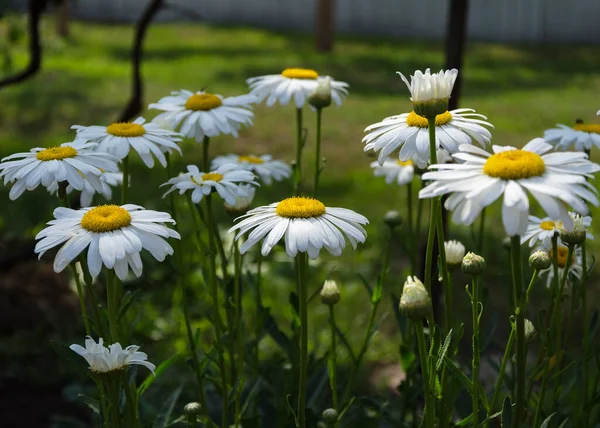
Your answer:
521,212 -> 592,250
47,171 -> 123,207
72,117 -> 182,168
363,108 -> 493,168
419,139 -> 600,237
224,184 -> 256,215
0,140 -> 120,201
370,157 -> 414,185
246,68 -> 349,109
161,163 -> 258,206
149,90 -> 255,142
211,154 -> 291,185
70,336 -> 155,374
398,68 -> 458,102
229,196 -> 368,259
35,204 -> 180,280
544,123 -> 600,152
444,240 -> 466,265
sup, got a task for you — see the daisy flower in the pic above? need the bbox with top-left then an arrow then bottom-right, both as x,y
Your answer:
35,204 -> 180,280
543,123 -> 600,152
70,336 -> 155,374
538,245 -> 583,290
399,68 -> 458,103
72,117 -> 182,168
161,164 -> 258,205
47,171 -> 123,207
246,68 -> 349,108
370,158 -> 414,185
444,240 -> 466,266
363,108 -> 493,168
419,138 -> 600,236
229,196 -> 368,259
211,154 -> 291,185
149,90 -> 255,141
521,212 -> 593,249
0,140 -> 120,201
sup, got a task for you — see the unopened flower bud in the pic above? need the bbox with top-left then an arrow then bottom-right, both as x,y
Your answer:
183,402 -> 202,416
320,280 -> 340,305
560,214 -> 587,246
322,408 -> 339,424
445,240 -> 465,270
400,276 -> 432,320
524,319 -> 537,343
529,250 -> 551,270
383,210 -> 403,230
309,77 -> 332,109
224,185 -> 256,217
461,252 -> 486,276
413,99 -> 449,119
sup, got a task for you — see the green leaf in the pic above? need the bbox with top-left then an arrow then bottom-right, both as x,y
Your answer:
557,418 -> 569,428
436,329 -> 453,372
117,289 -> 140,321
152,386 -> 182,428
138,353 -> 182,396
444,356 -> 473,394
501,397 -> 512,428
372,274 -> 383,304
540,412 -> 556,428
356,272 -> 373,296
334,325 -> 357,364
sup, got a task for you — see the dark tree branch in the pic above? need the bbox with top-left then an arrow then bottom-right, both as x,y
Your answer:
164,2 -> 202,20
117,0 -> 165,123
0,0 -> 50,89
444,0 -> 469,111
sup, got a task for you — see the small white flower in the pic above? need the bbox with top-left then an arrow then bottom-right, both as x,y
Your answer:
398,68 -> 458,102
0,140 -> 120,201
211,154 -> 291,185
544,123 -> 600,152
70,336 -> 155,374
444,240 -> 466,265
35,204 -> 180,280
161,164 -> 258,205
224,184 -> 256,214
149,90 -> 255,142
247,68 -> 349,108
521,213 -> 592,249
47,171 -> 123,207
72,117 -> 182,168
229,196 -> 368,259
370,158 -> 414,185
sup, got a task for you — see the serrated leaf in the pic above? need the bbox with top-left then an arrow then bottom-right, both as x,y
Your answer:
436,329 -> 453,372
444,356 -> 473,394
540,412 -> 556,428
152,386 -> 182,428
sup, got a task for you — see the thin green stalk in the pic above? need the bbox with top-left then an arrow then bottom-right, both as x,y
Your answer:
70,264 -> 91,335
477,208 -> 486,254
123,372 -> 140,428
96,380 -> 111,428
471,276 -> 481,427
81,257 -> 107,340
328,304 -> 339,412
406,181 -> 416,274
202,136 -> 210,172
294,107 -> 304,195
314,107 -> 323,197
547,236 -> 561,328
581,243 -> 589,428
416,179 -> 425,241
188,415 -> 198,428
205,193 -> 229,428
254,251 -> 263,367
435,197 -> 452,330
121,155 -> 129,205
415,321 -> 435,428
296,252 -> 309,428
105,269 -> 120,343
509,236 -> 525,427
533,357 -> 551,428
550,245 -> 574,349
524,269 -> 540,306
488,324 -> 515,416
234,242 -> 244,427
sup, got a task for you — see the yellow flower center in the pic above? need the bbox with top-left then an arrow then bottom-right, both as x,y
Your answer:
405,110 -> 453,128
281,68 -> 319,80
396,159 -> 413,166
36,146 -> 77,161
201,173 -> 224,182
238,155 -> 265,164
483,150 -> 545,180
106,122 -> 146,137
540,220 -> 562,231
573,124 -> 600,134
275,197 -> 326,218
550,246 -> 572,268
185,93 -> 223,111
81,205 -> 132,233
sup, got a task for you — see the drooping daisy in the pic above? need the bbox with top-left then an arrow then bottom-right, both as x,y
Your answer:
370,158 -> 414,185
521,212 -> 593,249
363,108 -> 493,168
538,244 -> 583,290
419,139 -> 600,236
72,117 -> 182,168
399,68 -> 458,103
161,164 -> 258,205
246,68 -> 349,108
0,140 -> 120,200
149,90 -> 255,141
211,154 -> 291,185
543,123 -> 600,152
229,197 -> 368,259
47,171 -> 123,207
70,336 -> 155,374
35,204 -> 180,280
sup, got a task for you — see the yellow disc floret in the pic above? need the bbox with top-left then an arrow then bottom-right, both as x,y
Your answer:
540,220 -> 562,231
238,155 -> 265,164
201,173 -> 224,182
573,124 -> 600,134
106,122 -> 146,137
276,197 -> 326,218
550,245 -> 572,268
281,68 -> 319,80
483,150 -> 545,180
185,93 -> 222,111
36,146 -> 78,161
397,159 -> 413,166
405,111 -> 453,128
81,205 -> 132,233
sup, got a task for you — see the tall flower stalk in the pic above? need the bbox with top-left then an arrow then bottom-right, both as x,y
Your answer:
296,252 -> 309,428
509,237 -> 526,424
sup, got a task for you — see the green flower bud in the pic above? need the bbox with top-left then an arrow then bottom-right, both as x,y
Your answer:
525,319 -> 537,344
183,402 -> 202,416
560,214 -> 587,246
309,77 -> 332,109
322,408 -> 339,423
529,249 -> 551,270
445,240 -> 466,270
413,98 -> 449,118
320,280 -> 340,305
461,252 -> 486,276
399,276 -> 432,320
383,210 -> 403,230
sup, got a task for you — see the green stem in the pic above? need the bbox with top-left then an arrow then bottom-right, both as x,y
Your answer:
297,252 -> 309,428
314,107 -> 322,197
435,197 -> 452,330
551,245 -> 574,350
509,236 -> 525,427
581,243 -> 589,428
488,323 -> 515,416
96,380 -> 111,428
329,304 -> 339,412
254,251 -> 263,368
206,193 -> 229,428
234,242 -> 244,427
415,321 -> 435,428
121,155 -> 129,205
69,264 -> 91,336
477,208 -> 486,254
294,107 -> 304,195
547,236 -> 561,329
524,269 -> 540,306
471,276 -> 481,427
188,414 -> 198,428
533,357 -> 551,428
406,181 -> 416,275
105,269 -> 120,343
202,136 -> 210,172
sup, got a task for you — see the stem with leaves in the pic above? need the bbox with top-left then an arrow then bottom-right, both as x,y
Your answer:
469,275 -> 481,427
415,321 -> 435,428
509,236 -> 525,426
